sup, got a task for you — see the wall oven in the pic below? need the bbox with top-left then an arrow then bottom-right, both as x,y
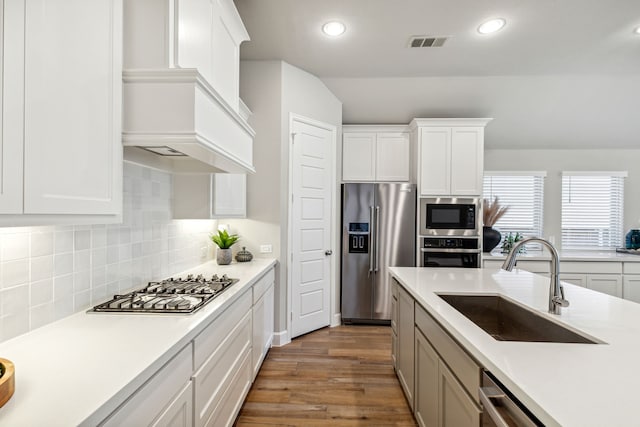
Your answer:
419,197 -> 480,236
420,237 -> 480,268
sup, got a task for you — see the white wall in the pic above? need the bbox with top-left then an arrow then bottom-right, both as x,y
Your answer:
485,149 -> 640,247
0,162 -> 217,343
228,60 -> 342,340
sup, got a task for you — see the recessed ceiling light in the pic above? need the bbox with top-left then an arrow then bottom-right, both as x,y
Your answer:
478,18 -> 506,35
635,26 -> 640,35
322,21 -> 346,37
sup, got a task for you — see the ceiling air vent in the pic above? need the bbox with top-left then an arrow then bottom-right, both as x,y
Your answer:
408,35 -> 448,48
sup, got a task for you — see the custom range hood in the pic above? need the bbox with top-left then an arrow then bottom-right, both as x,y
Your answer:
122,0 -> 255,174
122,69 -> 255,174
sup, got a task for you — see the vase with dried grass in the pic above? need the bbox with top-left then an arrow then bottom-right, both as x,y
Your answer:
483,196 -> 509,253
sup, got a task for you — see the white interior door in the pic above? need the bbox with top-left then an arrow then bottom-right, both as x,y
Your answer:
290,117 -> 334,338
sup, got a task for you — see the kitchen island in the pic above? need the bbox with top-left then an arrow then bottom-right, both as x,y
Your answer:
390,266 -> 640,427
0,258 -> 276,427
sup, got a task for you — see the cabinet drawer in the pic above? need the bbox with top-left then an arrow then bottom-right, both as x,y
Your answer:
194,288 -> 251,369
253,268 -> 275,304
624,263 -> 640,275
101,344 -> 193,426
203,348 -> 252,427
193,310 -> 252,427
563,261 -> 622,274
415,304 -> 481,404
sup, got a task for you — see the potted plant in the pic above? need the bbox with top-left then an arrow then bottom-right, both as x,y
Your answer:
483,196 -> 509,253
501,232 -> 526,254
210,229 -> 239,265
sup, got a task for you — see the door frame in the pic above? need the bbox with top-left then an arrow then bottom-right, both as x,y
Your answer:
286,113 -> 338,343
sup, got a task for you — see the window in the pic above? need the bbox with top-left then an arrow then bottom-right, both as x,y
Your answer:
561,172 -> 626,250
483,172 -> 545,240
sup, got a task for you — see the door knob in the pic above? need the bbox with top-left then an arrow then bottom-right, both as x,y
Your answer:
325,250 -> 333,256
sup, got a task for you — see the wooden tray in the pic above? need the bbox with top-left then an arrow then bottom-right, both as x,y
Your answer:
0,358 -> 15,408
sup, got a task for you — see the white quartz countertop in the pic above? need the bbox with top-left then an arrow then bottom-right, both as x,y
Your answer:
0,258 -> 277,427
484,249 -> 640,262
390,266 -> 640,427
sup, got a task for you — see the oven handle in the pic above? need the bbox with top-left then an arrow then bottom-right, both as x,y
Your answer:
420,248 -> 480,254
479,386 -> 510,427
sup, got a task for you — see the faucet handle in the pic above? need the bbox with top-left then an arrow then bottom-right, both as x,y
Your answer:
552,296 -> 570,308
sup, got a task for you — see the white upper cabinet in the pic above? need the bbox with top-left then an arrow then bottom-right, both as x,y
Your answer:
123,0 -> 255,173
412,119 -> 491,196
0,0 -> 122,221
342,126 -> 410,182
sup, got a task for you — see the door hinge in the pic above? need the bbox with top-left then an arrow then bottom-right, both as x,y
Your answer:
290,312 -> 293,322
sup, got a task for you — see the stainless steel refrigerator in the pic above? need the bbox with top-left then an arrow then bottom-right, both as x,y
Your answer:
341,183 -> 416,323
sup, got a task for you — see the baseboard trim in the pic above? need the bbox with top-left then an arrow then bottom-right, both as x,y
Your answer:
331,313 -> 341,327
272,330 -> 290,347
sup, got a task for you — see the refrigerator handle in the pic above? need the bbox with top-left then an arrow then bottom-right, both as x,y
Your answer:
375,206 -> 380,272
369,205 -> 375,274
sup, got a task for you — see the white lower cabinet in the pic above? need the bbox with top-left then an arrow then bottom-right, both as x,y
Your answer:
415,329 -> 438,427
193,290 -> 252,427
100,344 -> 193,426
396,281 -> 481,427
623,275 -> 640,303
397,284 -> 415,409
438,362 -> 481,427
559,273 -> 588,287
585,274 -> 622,297
391,281 -> 399,368
252,269 -> 275,378
151,381 -> 194,427
100,266 -> 276,427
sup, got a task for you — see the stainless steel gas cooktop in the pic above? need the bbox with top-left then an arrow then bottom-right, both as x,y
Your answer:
91,274 -> 239,314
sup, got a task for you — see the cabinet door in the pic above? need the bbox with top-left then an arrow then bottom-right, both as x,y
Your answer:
375,132 -> 410,181
0,0 -> 24,213
342,133 -> 376,181
212,173 -> 246,218
623,275 -> 640,303
150,381 -> 193,427
419,127 -> 450,195
415,329 -> 439,427
397,286 -> 415,409
586,274 -> 623,297
23,0 -> 122,214
438,362 -> 481,427
560,273 -> 588,287
450,127 -> 483,196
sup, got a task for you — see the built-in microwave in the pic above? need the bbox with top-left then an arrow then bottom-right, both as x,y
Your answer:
419,197 -> 480,236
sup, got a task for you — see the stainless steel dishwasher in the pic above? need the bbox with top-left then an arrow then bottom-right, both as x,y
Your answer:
479,371 -> 544,427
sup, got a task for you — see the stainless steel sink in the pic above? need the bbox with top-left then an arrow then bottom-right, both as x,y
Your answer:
438,294 -> 599,344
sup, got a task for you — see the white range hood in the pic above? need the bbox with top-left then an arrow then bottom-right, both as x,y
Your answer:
122,68 -> 256,174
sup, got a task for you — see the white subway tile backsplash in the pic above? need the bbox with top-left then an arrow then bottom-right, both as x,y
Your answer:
54,231 -> 73,253
0,163 -> 217,341
54,253 -> 73,276
91,226 -> 107,248
31,255 -> 53,282
30,303 -> 55,330
74,230 -> 91,251
54,274 -> 74,300
74,250 -> 91,272
1,259 -> 29,288
31,231 -> 53,257
1,233 -> 30,261
73,270 -> 91,293
30,279 -> 53,307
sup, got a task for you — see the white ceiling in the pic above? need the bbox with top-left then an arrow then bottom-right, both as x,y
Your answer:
234,0 -> 640,149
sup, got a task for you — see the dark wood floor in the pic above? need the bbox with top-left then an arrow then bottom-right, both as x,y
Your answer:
234,325 -> 417,426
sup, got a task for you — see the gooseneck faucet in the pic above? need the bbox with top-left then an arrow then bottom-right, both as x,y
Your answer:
501,236 -> 569,314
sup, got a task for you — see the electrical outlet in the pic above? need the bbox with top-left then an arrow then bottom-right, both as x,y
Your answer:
260,244 -> 273,253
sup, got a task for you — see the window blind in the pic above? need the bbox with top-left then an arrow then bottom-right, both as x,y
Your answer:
483,172 -> 545,241
561,172 -> 626,250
